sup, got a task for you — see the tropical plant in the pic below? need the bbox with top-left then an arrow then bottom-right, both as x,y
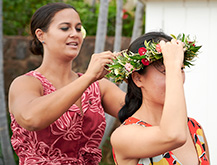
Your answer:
3,0 -> 137,37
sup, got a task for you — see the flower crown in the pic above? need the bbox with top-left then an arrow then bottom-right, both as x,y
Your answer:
106,33 -> 202,83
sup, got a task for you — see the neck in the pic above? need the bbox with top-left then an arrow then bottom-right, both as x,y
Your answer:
36,57 -> 78,89
133,99 -> 163,126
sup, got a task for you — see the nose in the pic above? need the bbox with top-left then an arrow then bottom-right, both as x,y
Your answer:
69,28 -> 79,38
69,33 -> 74,38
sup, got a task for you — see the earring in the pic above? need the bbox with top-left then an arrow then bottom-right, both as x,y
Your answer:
42,41 -> 45,44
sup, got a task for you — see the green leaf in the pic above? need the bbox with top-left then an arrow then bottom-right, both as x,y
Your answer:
154,54 -> 162,60
129,54 -> 146,60
170,34 -> 177,39
188,46 -> 202,52
108,63 -> 122,69
182,33 -> 185,42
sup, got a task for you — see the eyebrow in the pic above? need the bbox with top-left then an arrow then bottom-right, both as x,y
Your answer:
59,22 -> 82,26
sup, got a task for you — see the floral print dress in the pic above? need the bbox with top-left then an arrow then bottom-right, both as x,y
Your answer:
113,117 -> 209,165
10,71 -> 106,165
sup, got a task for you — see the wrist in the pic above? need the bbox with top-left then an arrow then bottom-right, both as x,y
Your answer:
165,62 -> 182,71
165,65 -> 183,76
82,73 -> 96,84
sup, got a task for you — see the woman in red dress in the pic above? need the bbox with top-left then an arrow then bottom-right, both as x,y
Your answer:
8,3 -> 125,165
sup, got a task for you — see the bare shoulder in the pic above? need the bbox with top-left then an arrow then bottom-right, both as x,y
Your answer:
111,125 -> 142,164
10,74 -> 43,94
9,74 -> 44,107
111,124 -> 143,151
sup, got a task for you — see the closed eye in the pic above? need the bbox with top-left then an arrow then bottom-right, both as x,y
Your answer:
60,27 -> 69,31
76,28 -> 81,32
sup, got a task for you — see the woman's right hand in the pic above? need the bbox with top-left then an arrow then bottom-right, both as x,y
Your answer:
159,39 -> 184,69
84,51 -> 116,82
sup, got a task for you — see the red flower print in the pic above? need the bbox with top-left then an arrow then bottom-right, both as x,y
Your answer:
141,58 -> 149,66
156,44 -> 161,53
138,47 -> 147,55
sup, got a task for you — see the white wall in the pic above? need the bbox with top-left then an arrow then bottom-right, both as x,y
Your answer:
145,0 -> 217,164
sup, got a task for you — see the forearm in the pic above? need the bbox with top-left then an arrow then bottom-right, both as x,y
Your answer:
160,66 -> 187,141
16,74 -> 95,130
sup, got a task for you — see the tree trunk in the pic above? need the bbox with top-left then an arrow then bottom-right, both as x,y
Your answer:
114,0 -> 127,100
94,0 -> 109,53
99,0 -> 125,149
131,0 -> 145,43
113,0 -> 123,52
90,0 -> 96,12
91,0 -> 96,7
0,0 -> 16,164
114,0 -> 127,106
94,0 -> 110,149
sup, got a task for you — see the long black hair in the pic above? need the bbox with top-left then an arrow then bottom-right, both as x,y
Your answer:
118,32 -> 172,123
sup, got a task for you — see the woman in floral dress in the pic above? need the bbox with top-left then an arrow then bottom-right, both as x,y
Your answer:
110,32 -> 210,165
8,3 -> 125,165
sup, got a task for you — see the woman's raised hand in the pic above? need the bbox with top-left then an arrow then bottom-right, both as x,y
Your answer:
159,39 -> 184,69
84,51 -> 116,82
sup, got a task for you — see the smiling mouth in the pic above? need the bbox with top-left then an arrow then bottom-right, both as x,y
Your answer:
66,42 -> 78,46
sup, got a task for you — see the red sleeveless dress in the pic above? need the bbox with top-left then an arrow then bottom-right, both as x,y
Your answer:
113,117 -> 209,165
10,71 -> 106,165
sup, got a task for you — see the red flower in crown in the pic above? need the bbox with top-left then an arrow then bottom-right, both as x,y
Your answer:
141,58 -> 149,66
188,41 -> 195,47
138,47 -> 147,55
156,44 -> 161,53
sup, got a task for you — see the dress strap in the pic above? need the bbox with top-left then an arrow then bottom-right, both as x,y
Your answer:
123,117 -> 152,127
25,71 -> 55,95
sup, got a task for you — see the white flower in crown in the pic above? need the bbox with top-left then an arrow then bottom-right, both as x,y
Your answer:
114,69 -> 119,76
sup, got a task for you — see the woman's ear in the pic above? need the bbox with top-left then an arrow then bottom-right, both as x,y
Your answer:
35,28 -> 44,43
131,72 -> 143,88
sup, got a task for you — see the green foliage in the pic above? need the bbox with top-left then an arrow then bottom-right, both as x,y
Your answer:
3,0 -> 137,37
71,1 -> 98,36
3,0 -> 60,35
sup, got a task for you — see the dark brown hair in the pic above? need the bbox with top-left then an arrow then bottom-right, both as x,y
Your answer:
29,3 -> 77,55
